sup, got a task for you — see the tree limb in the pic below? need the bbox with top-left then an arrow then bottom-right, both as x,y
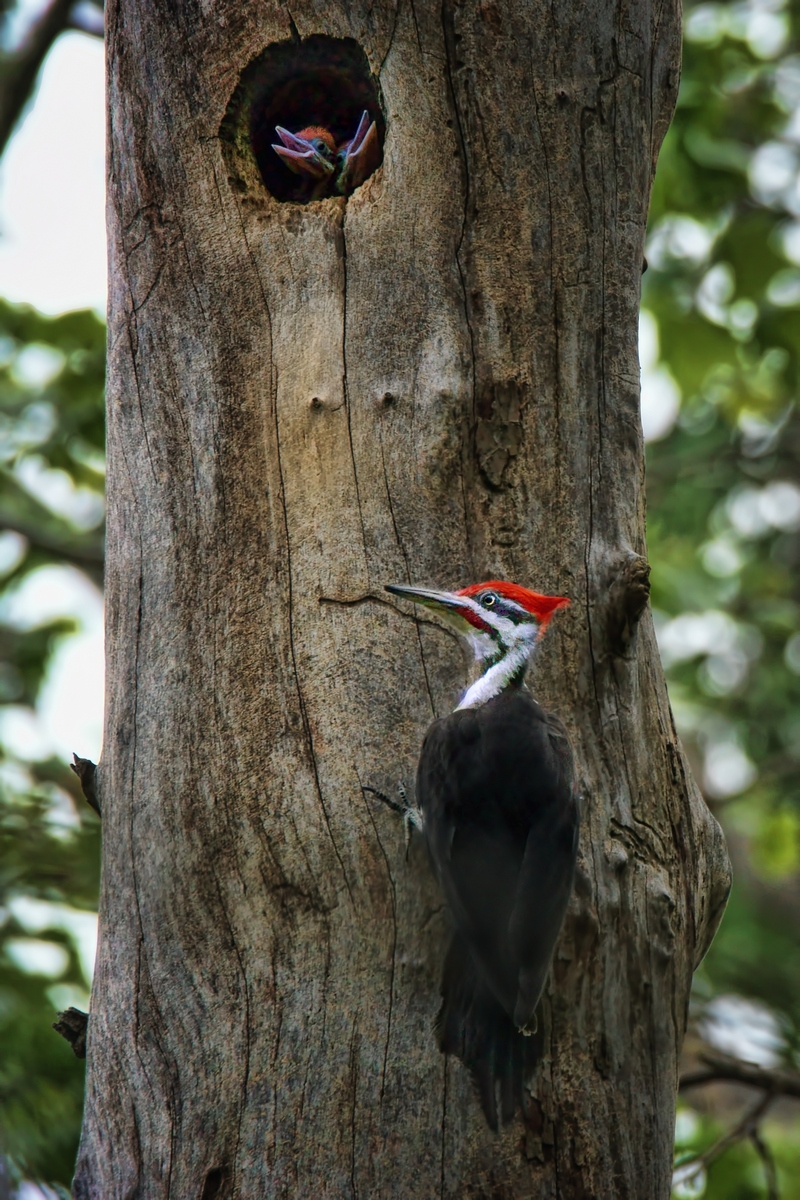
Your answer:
1,510 -> 105,582
750,1126 -> 780,1200
681,1051 -> 800,1101
0,0 -> 75,156
674,1092 -> 776,1193
0,470 -> 104,582
0,1150 -> 13,1200
68,2 -> 105,38
0,0 -> 104,157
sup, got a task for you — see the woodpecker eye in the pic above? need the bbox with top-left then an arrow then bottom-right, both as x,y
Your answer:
481,592 -> 498,609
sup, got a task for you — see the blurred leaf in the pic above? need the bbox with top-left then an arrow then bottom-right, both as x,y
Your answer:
646,0 -> 800,1191
0,293 -> 104,1187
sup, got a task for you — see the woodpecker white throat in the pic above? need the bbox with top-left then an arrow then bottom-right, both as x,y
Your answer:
373,578 -> 578,1130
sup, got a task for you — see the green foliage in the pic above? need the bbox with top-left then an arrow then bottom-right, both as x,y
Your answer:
673,1102 -> 800,1199
645,0 -> 800,1192
0,788 -> 100,1186
0,299 -> 104,1189
0,299 -> 105,587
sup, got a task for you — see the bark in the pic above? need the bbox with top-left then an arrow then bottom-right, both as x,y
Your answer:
76,0 -> 731,1196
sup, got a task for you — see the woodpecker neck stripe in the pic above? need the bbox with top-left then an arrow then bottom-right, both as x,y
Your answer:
457,639 -> 535,709
460,607 -> 499,638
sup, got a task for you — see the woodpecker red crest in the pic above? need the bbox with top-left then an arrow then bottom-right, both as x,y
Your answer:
372,579 -> 580,1128
294,126 -> 336,150
457,580 -> 569,624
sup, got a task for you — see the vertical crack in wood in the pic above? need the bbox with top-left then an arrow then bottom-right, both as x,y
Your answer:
377,428 -> 437,718
272,377 -> 355,906
377,0 -> 402,75
407,0 -> 425,57
338,207 -> 370,563
117,396 -> 186,1191
356,769 -> 398,1108
441,0 -> 477,576
208,868 -> 251,1192
349,1014 -> 360,1199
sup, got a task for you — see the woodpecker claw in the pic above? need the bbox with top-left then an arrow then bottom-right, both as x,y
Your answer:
272,126 -> 336,180
362,783 -> 423,855
336,111 -> 380,194
362,783 -> 404,815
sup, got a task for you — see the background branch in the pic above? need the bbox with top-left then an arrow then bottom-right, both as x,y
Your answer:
67,1 -> 104,38
681,1051 -> 800,1102
674,1093 -> 777,1193
0,0 -> 103,156
750,1127 -> 780,1200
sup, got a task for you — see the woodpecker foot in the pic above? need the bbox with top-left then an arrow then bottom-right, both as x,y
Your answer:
362,783 -> 423,849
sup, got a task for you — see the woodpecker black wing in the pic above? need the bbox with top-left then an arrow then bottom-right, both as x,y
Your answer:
508,711 -> 579,1028
436,929 -> 543,1131
417,686 -> 578,1125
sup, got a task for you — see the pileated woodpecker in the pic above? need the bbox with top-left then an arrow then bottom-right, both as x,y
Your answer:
272,110 -> 379,200
377,580 -> 579,1129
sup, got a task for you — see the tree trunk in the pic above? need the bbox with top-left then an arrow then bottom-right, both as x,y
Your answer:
76,0 -> 731,1196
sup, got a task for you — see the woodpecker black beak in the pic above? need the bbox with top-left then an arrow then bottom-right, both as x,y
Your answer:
385,584 -> 473,631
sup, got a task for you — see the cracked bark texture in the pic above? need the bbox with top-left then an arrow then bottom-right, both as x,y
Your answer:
75,0 -> 731,1196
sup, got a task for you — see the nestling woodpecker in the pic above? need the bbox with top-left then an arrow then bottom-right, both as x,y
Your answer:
376,580 -> 580,1130
272,110 -> 380,200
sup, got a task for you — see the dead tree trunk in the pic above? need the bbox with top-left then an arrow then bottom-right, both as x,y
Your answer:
75,0 -> 731,1195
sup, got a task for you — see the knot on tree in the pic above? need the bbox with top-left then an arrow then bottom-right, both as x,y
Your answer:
70,752 -> 100,815
53,1007 -> 88,1058
221,35 -> 385,204
605,552 -> 651,656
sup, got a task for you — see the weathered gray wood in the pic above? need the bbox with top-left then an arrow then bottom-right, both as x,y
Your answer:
75,0 -> 731,1195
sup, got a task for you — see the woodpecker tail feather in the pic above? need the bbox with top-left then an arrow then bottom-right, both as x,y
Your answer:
435,932 -> 541,1130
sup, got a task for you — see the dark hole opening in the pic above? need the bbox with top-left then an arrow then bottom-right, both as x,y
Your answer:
241,36 -> 385,204
200,1167 -> 225,1200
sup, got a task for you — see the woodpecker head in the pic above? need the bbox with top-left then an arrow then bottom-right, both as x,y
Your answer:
385,580 -> 569,709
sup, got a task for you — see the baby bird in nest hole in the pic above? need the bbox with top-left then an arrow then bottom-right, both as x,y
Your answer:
272,110 -> 380,200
